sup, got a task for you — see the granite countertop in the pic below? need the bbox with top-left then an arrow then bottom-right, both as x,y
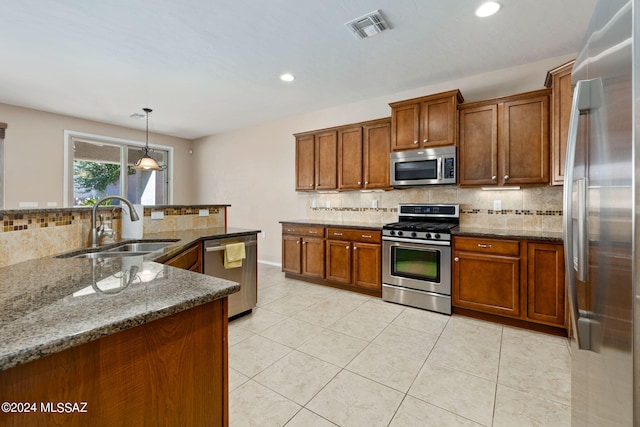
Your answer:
453,226 -> 563,242
280,219 -> 385,231
0,226 -> 260,371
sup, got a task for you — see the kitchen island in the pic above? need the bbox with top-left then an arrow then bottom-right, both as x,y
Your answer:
0,227 -> 257,426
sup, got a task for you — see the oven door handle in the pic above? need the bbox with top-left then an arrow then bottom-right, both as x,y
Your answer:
382,236 -> 450,246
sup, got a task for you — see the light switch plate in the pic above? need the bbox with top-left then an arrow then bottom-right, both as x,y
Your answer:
493,200 -> 502,211
19,202 -> 38,208
151,211 -> 164,220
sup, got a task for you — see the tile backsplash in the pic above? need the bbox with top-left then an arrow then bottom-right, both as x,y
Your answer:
0,205 -> 226,268
306,186 -> 563,231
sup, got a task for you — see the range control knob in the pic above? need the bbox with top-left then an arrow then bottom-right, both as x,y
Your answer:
389,230 -> 396,236
434,233 -> 441,239
397,231 -> 404,237
411,232 -> 417,238
425,233 -> 432,239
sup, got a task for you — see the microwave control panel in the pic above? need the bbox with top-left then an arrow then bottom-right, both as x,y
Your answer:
444,157 -> 455,179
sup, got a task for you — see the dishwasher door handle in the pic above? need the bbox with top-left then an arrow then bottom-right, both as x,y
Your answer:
205,240 -> 258,252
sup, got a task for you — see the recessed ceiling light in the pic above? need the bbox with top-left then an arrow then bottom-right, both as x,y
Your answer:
475,1 -> 501,17
280,73 -> 295,82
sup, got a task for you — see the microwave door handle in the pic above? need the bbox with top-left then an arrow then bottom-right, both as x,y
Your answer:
437,157 -> 442,180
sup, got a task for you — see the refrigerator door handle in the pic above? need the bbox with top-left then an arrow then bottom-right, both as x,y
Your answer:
564,78 -> 602,351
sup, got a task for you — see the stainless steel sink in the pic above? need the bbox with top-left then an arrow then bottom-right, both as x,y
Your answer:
72,251 -> 151,259
104,241 -> 176,252
58,240 -> 179,259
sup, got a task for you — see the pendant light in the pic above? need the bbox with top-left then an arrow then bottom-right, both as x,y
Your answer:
132,108 -> 164,171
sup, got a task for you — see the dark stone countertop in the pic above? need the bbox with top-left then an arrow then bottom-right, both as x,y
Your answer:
452,226 -> 563,242
0,226 -> 260,371
280,219 -> 385,231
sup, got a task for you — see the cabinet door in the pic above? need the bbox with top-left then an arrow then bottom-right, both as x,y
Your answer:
282,235 -> 302,274
420,97 -> 456,147
526,243 -> 565,326
302,237 -> 325,278
338,126 -> 363,190
353,242 -> 381,291
164,243 -> 202,272
363,121 -> 391,189
391,103 -> 420,151
295,135 -> 315,191
326,240 -> 352,284
453,252 -> 520,317
315,131 -> 338,190
459,105 -> 498,185
501,95 -> 550,185
551,65 -> 573,186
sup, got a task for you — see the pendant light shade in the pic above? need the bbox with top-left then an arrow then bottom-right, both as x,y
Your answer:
132,108 -> 164,171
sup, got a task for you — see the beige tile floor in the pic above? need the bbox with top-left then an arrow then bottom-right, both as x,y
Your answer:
228,264 -> 571,427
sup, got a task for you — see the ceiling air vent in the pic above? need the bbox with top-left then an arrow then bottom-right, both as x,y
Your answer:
345,10 -> 390,40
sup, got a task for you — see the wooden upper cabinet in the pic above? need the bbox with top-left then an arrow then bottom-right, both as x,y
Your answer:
459,104 -> 498,185
390,89 -> 463,151
295,130 -> 337,191
315,131 -> 338,190
363,119 -> 391,189
458,89 -> 551,186
502,94 -> 550,185
545,60 -> 575,186
338,126 -> 364,190
295,134 -> 315,191
297,117 -> 391,192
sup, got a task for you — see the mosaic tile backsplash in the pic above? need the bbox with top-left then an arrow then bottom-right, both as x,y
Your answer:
305,186 -> 564,232
0,205 -> 226,268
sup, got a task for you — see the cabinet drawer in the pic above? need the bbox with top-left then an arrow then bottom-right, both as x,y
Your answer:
454,236 -> 520,256
282,224 -> 325,237
327,228 -> 381,243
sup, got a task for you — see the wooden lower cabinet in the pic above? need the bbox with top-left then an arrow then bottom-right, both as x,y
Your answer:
163,242 -> 202,273
526,242 -> 565,325
0,299 -> 229,427
282,225 -> 325,278
453,236 -> 566,329
282,224 -> 381,296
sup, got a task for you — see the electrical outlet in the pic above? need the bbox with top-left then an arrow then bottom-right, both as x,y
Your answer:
151,211 -> 164,220
311,199 -> 317,208
493,200 -> 502,211
326,200 -> 331,208
199,209 -> 209,217
19,202 -> 38,208
372,199 -> 378,209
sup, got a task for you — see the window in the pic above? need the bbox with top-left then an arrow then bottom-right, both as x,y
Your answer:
64,131 -> 172,207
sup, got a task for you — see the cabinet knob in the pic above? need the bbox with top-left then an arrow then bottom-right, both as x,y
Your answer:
353,246 -> 357,251
357,181 -> 361,185
504,175 -> 509,180
297,241 -> 300,245
346,245 -> 350,249
423,138 -> 428,143
309,184 -> 313,187
302,241 -> 307,245
362,234 -> 372,238
477,243 -> 492,248
365,181 -> 369,184
413,140 -> 418,144
454,257 -> 459,262
492,176 -> 497,180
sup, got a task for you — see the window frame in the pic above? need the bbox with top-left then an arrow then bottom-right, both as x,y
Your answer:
63,130 -> 173,207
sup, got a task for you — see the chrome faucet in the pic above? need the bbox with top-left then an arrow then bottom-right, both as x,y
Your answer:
90,196 -> 140,247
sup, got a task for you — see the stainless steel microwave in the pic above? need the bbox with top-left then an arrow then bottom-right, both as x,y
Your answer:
390,146 -> 456,187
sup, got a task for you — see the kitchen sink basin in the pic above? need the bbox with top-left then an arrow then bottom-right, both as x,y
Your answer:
104,241 -> 176,253
72,251 -> 151,259
57,240 -> 179,259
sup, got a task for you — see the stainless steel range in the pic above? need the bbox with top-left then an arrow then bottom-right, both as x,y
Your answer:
382,203 -> 459,315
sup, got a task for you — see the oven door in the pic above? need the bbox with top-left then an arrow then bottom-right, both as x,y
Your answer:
382,237 -> 451,295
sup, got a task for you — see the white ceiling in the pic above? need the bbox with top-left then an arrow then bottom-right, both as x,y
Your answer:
0,0 -> 596,140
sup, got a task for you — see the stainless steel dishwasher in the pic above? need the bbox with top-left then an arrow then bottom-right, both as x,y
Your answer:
203,233 -> 257,318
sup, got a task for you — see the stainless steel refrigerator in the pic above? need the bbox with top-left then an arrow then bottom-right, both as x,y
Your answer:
564,0 -> 637,425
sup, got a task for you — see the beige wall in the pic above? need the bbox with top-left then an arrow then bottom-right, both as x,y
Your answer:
0,103 -> 196,208
192,54 -> 574,265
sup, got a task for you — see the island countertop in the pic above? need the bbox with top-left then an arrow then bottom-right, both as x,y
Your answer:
0,226 -> 259,371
